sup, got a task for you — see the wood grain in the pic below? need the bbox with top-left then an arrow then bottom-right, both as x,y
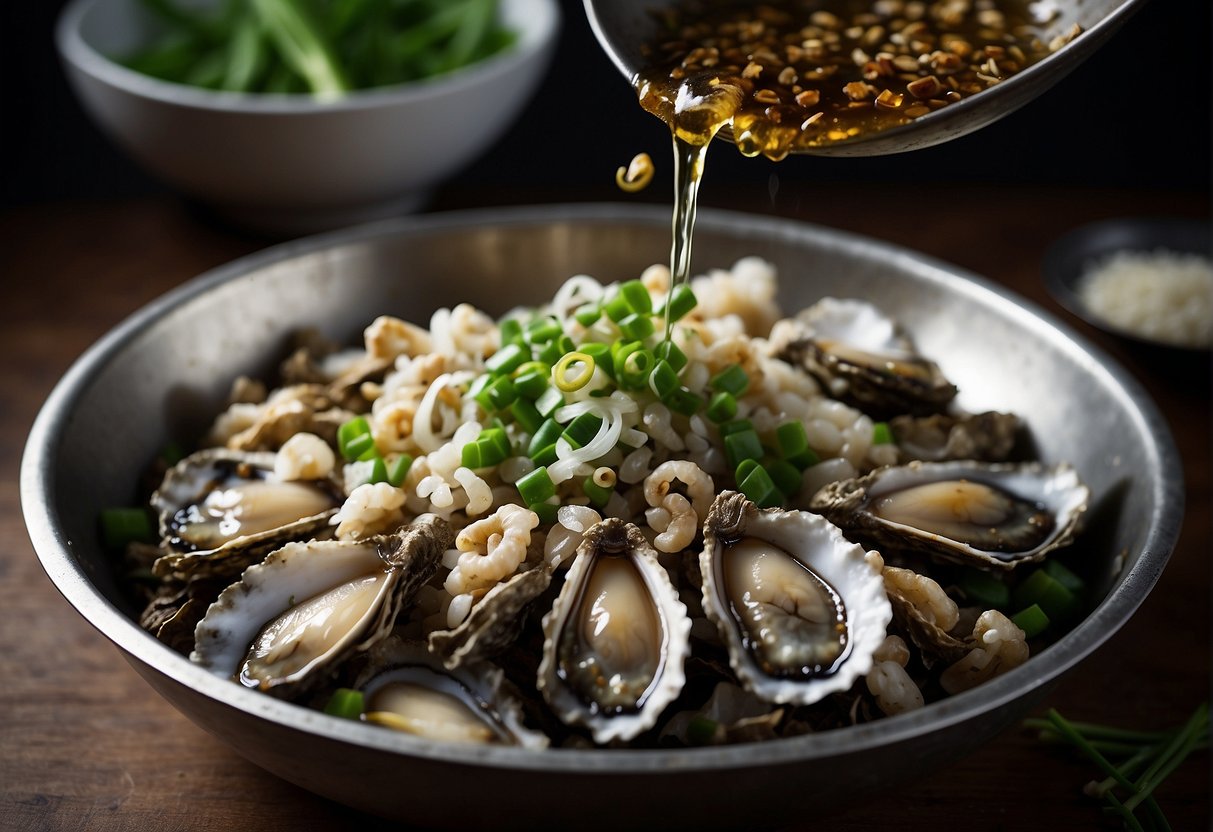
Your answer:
2,188 -> 1207,832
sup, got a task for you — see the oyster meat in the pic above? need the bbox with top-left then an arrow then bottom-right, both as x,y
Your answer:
769,298 -> 957,418
699,492 -> 891,705
352,637 -> 548,749
152,448 -> 342,582
810,460 -> 1089,570
537,519 -> 691,744
192,515 -> 450,698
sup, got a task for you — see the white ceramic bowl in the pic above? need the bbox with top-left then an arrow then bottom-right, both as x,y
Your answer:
56,0 -> 560,233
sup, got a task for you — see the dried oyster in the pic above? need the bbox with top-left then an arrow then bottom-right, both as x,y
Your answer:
152,448 -> 342,583
351,637 -> 548,748
770,298 -> 957,417
536,519 -> 691,744
810,461 -> 1089,571
192,516 -> 450,698
699,492 -> 891,705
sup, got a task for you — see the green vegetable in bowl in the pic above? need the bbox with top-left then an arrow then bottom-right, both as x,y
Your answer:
121,0 -> 517,95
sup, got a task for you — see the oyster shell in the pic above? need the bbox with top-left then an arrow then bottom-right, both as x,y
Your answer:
536,519 -> 691,744
770,298 -> 957,417
700,492 -> 891,705
428,565 -> 552,670
810,460 -> 1089,571
351,637 -> 548,749
890,411 -> 1021,463
192,515 -> 450,698
152,448 -> 343,583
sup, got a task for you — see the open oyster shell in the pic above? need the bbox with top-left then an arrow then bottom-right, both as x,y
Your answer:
890,411 -> 1021,463
151,448 -> 342,583
350,637 -> 548,749
770,298 -> 957,418
536,518 -> 691,744
700,492 -> 891,706
191,515 -> 450,698
810,460 -> 1089,571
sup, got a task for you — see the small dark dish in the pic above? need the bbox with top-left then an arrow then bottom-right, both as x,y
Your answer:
1042,217 -> 1211,354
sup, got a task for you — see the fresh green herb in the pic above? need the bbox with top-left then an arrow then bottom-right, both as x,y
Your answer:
1023,703 -> 1209,831
323,688 -> 365,719
99,507 -> 157,550
121,0 -> 516,95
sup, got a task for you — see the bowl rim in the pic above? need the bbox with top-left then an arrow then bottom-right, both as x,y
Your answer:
55,0 -> 561,114
21,203 -> 1183,773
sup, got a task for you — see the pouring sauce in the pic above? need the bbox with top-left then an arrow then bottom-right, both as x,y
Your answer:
632,0 -> 1076,305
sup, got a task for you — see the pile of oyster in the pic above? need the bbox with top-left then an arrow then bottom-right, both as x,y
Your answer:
127,297 -> 1090,749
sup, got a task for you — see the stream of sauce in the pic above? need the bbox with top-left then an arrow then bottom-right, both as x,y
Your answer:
631,0 -> 1068,310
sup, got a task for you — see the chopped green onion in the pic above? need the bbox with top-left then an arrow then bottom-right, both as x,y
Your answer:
619,349 -> 655,390
323,688 -> 365,719
467,373 -> 492,400
99,507 -> 156,550
706,391 -> 738,423
1043,559 -> 1086,594
648,359 -> 680,400
734,458 -> 761,484
554,352 -> 596,392
475,375 -> 517,412
574,304 -> 602,328
618,312 -> 656,341
479,427 -> 511,460
531,444 -> 558,467
534,386 -> 565,418
619,279 -> 653,315
738,464 -> 782,508
656,283 -> 698,322
529,500 -> 559,524
710,365 -> 749,397
582,476 -> 613,508
766,459 -> 802,497
485,342 -> 527,374
527,419 -> 562,457
687,715 -> 721,745
611,340 -> 643,380
724,429 -> 764,470
561,413 -> 603,450
386,454 -> 413,487
958,569 -> 1011,609
1013,568 -> 1078,622
499,318 -> 524,347
872,421 -> 894,445
517,467 -> 556,505
366,456 -> 388,485
719,419 -> 754,437
774,420 -> 809,457
603,292 -> 632,323
513,368 -> 549,400
537,338 -> 569,366
1011,603 -> 1050,638
338,416 -> 374,461
525,316 -> 562,344
509,397 -> 544,434
654,340 -> 688,372
342,432 -> 376,462
664,386 -> 703,416
788,447 -> 821,470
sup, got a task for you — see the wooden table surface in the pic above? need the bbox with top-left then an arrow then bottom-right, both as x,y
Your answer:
2,185 -> 1208,831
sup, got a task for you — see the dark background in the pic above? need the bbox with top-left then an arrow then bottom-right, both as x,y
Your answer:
3,0 -> 1210,212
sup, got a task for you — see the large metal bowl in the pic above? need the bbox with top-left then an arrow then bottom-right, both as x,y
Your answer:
21,205 -> 1180,830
